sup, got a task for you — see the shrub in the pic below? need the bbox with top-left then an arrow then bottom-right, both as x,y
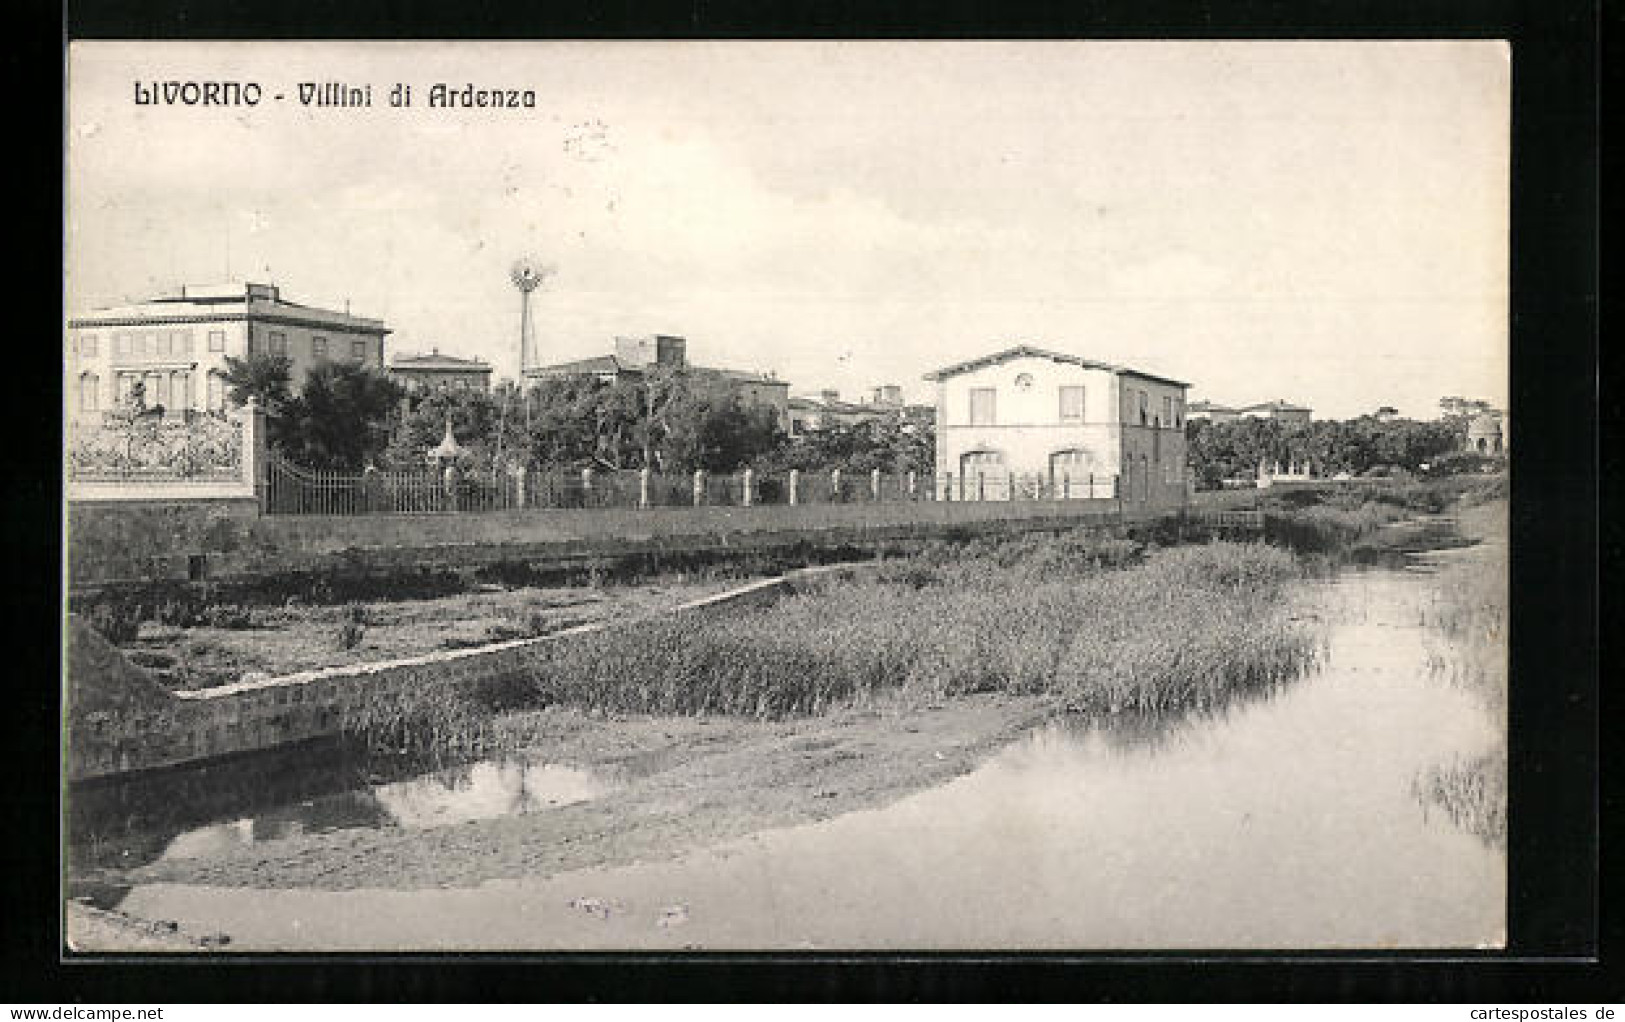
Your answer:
198,603 -> 254,629
84,601 -> 142,645
335,603 -> 367,650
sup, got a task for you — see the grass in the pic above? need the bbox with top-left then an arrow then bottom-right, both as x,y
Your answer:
1412,496 -> 1507,848
347,536 -> 1322,753
1256,475 -> 1506,561
1412,751 -> 1507,850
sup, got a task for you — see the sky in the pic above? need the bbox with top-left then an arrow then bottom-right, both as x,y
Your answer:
66,41 -> 1509,419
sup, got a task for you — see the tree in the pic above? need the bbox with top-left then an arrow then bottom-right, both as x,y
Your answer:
221,353 -> 294,415
278,362 -> 403,470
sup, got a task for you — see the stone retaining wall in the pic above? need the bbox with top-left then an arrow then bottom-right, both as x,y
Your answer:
65,566 -> 857,782
66,495 -> 1144,589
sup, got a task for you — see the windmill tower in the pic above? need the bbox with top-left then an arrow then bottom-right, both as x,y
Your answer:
509,258 -> 553,378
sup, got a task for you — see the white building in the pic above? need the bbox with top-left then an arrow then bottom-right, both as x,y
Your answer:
923,344 -> 1190,504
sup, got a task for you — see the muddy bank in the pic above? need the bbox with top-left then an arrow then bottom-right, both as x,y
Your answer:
105,692 -> 1055,892
64,901 -> 227,952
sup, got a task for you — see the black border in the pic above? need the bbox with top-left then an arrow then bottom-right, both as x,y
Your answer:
14,0 -> 1605,1002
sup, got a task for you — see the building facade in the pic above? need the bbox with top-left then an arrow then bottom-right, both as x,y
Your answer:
66,283 -> 388,420
924,345 -> 1190,504
1238,399 -> 1313,424
387,349 -> 494,393
1465,412 -> 1505,454
1186,399 -> 1240,423
527,334 -> 791,431
787,385 -> 930,436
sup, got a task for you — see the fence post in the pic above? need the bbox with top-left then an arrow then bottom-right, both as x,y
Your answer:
639,466 -> 650,509
870,467 -> 882,502
692,469 -> 705,506
581,467 -> 594,506
444,464 -> 460,513
511,464 -> 527,509
741,467 -> 754,507
242,397 -> 267,508
830,468 -> 841,503
907,471 -> 917,500
788,468 -> 799,506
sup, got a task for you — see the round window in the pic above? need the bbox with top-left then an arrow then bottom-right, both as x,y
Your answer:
1014,372 -> 1034,390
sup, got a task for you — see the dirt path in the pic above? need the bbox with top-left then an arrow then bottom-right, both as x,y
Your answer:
114,692 -> 1056,892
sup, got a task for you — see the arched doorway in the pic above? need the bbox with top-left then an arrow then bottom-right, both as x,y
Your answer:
1049,449 -> 1094,498
959,450 -> 1005,501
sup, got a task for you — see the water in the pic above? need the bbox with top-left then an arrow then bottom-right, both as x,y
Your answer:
68,747 -> 619,906
73,556 -> 1505,950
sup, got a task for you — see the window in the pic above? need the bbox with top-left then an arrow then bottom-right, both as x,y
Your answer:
269,332 -> 287,357
142,333 -> 158,356
116,373 -> 135,403
208,329 -> 226,352
159,332 -> 173,357
1138,390 -> 1149,426
1059,386 -> 1085,423
1173,398 -> 1183,428
1162,395 -> 1172,427
78,373 -> 99,411
969,387 -> 996,426
114,332 -> 131,356
312,336 -> 328,359
79,335 -> 98,357
153,372 -> 170,408
179,330 -> 194,356
206,371 -> 227,411
351,340 -> 367,360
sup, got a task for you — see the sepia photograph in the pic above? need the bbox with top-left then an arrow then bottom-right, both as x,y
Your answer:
63,39 -> 1512,953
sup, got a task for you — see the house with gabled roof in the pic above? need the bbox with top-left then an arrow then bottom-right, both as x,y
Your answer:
922,344 -> 1191,504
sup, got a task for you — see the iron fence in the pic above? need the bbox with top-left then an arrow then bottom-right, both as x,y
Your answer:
261,458 -> 1134,516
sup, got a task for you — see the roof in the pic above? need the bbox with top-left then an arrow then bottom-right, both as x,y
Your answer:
921,344 -> 1188,388
69,282 -> 388,334
528,356 -> 787,386
526,355 -> 628,376
1188,400 -> 1237,413
703,367 -> 786,386
389,352 -> 492,372
1240,399 -> 1312,413
1467,412 -> 1503,432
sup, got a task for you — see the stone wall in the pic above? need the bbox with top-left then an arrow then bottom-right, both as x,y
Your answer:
67,496 -> 1136,588
65,567 -> 860,782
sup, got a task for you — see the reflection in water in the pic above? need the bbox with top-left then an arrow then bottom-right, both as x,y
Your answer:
68,742 -> 617,909
102,559 -> 1505,950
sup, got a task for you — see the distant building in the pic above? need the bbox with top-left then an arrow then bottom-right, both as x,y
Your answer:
388,348 -> 494,394
526,334 -> 790,430
1465,412 -> 1505,454
1186,400 -> 1240,423
787,385 -> 930,436
924,344 -> 1190,503
1238,399 -> 1313,425
66,282 -> 388,419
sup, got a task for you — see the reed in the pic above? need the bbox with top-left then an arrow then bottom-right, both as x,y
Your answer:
500,538 -> 1318,723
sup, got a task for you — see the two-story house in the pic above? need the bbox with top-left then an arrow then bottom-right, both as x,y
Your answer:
66,282 -> 389,420
923,344 -> 1190,504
